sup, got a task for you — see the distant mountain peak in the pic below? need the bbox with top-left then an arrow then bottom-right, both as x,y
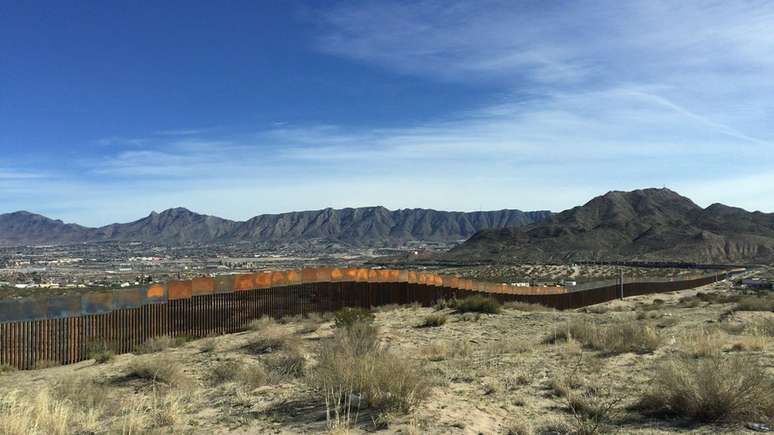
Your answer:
0,206 -> 550,247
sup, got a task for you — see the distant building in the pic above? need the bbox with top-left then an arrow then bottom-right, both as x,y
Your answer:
742,278 -> 773,290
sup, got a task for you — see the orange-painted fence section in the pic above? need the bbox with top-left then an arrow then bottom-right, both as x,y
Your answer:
0,268 -> 737,369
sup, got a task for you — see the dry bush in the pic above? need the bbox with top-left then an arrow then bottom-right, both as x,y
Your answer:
455,295 -> 501,314
126,356 -> 190,386
504,301 -> 554,312
265,349 -> 306,380
637,353 -> 774,423
565,387 -> 622,435
248,315 -> 278,331
546,319 -> 659,355
210,360 -> 268,389
243,328 -> 302,355
0,364 -> 16,374
418,313 -> 447,328
505,417 -> 533,435
86,340 -> 115,364
310,321 -> 431,414
334,307 -> 375,328
735,294 -> 774,312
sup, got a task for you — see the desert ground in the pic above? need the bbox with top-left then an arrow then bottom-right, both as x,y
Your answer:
1,269 -> 774,434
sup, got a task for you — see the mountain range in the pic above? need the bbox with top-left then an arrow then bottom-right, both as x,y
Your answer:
445,188 -> 774,264
0,207 -> 551,248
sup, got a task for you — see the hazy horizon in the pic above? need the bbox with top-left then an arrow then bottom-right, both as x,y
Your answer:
3,1 -> 773,226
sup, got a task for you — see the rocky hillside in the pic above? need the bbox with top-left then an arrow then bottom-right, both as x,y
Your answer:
445,188 -> 774,264
0,207 -> 551,247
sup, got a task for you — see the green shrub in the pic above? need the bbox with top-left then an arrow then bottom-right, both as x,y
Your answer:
333,307 -> 375,328
455,295 -> 501,314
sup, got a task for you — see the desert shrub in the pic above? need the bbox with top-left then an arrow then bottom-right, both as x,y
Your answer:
85,340 -> 115,363
735,294 -> 774,312
433,298 -> 457,311
126,356 -> 189,386
565,387 -> 621,435
210,360 -> 267,389
636,354 -> 774,423
265,349 -> 306,379
243,329 -> 301,355
418,313 -> 447,328
503,301 -> 554,312
0,364 -> 16,374
248,316 -> 278,331
310,321 -> 431,414
546,319 -> 659,355
681,328 -> 766,357
333,307 -> 375,328
504,418 -> 533,435
455,295 -> 501,314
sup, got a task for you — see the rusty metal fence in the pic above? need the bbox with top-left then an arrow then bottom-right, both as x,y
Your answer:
0,268 -> 738,369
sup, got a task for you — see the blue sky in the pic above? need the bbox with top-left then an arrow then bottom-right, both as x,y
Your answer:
2,1 -> 773,226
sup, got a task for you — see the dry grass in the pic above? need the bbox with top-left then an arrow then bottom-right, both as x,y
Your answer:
134,335 -> 184,354
680,328 -> 767,357
546,319 -> 660,355
734,294 -> 774,312
248,315 -> 278,331
417,313 -> 447,328
126,356 -> 190,387
32,360 -> 61,370
310,321 -> 431,414
211,360 -> 268,389
243,327 -> 302,355
637,353 -> 774,423
264,349 -> 307,379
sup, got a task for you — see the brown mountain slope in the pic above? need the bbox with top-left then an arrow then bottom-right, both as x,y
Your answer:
445,188 -> 774,264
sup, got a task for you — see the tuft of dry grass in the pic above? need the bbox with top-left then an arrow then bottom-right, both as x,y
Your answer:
0,364 -> 17,374
636,353 -> 774,423
418,313 -> 447,328
546,319 -> 660,355
249,315 -> 278,331
243,327 -> 302,355
211,360 -> 268,390
310,321 -> 431,414
126,356 -> 190,387
265,349 -> 307,380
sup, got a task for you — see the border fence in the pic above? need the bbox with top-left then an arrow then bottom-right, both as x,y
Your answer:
0,267 -> 743,369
